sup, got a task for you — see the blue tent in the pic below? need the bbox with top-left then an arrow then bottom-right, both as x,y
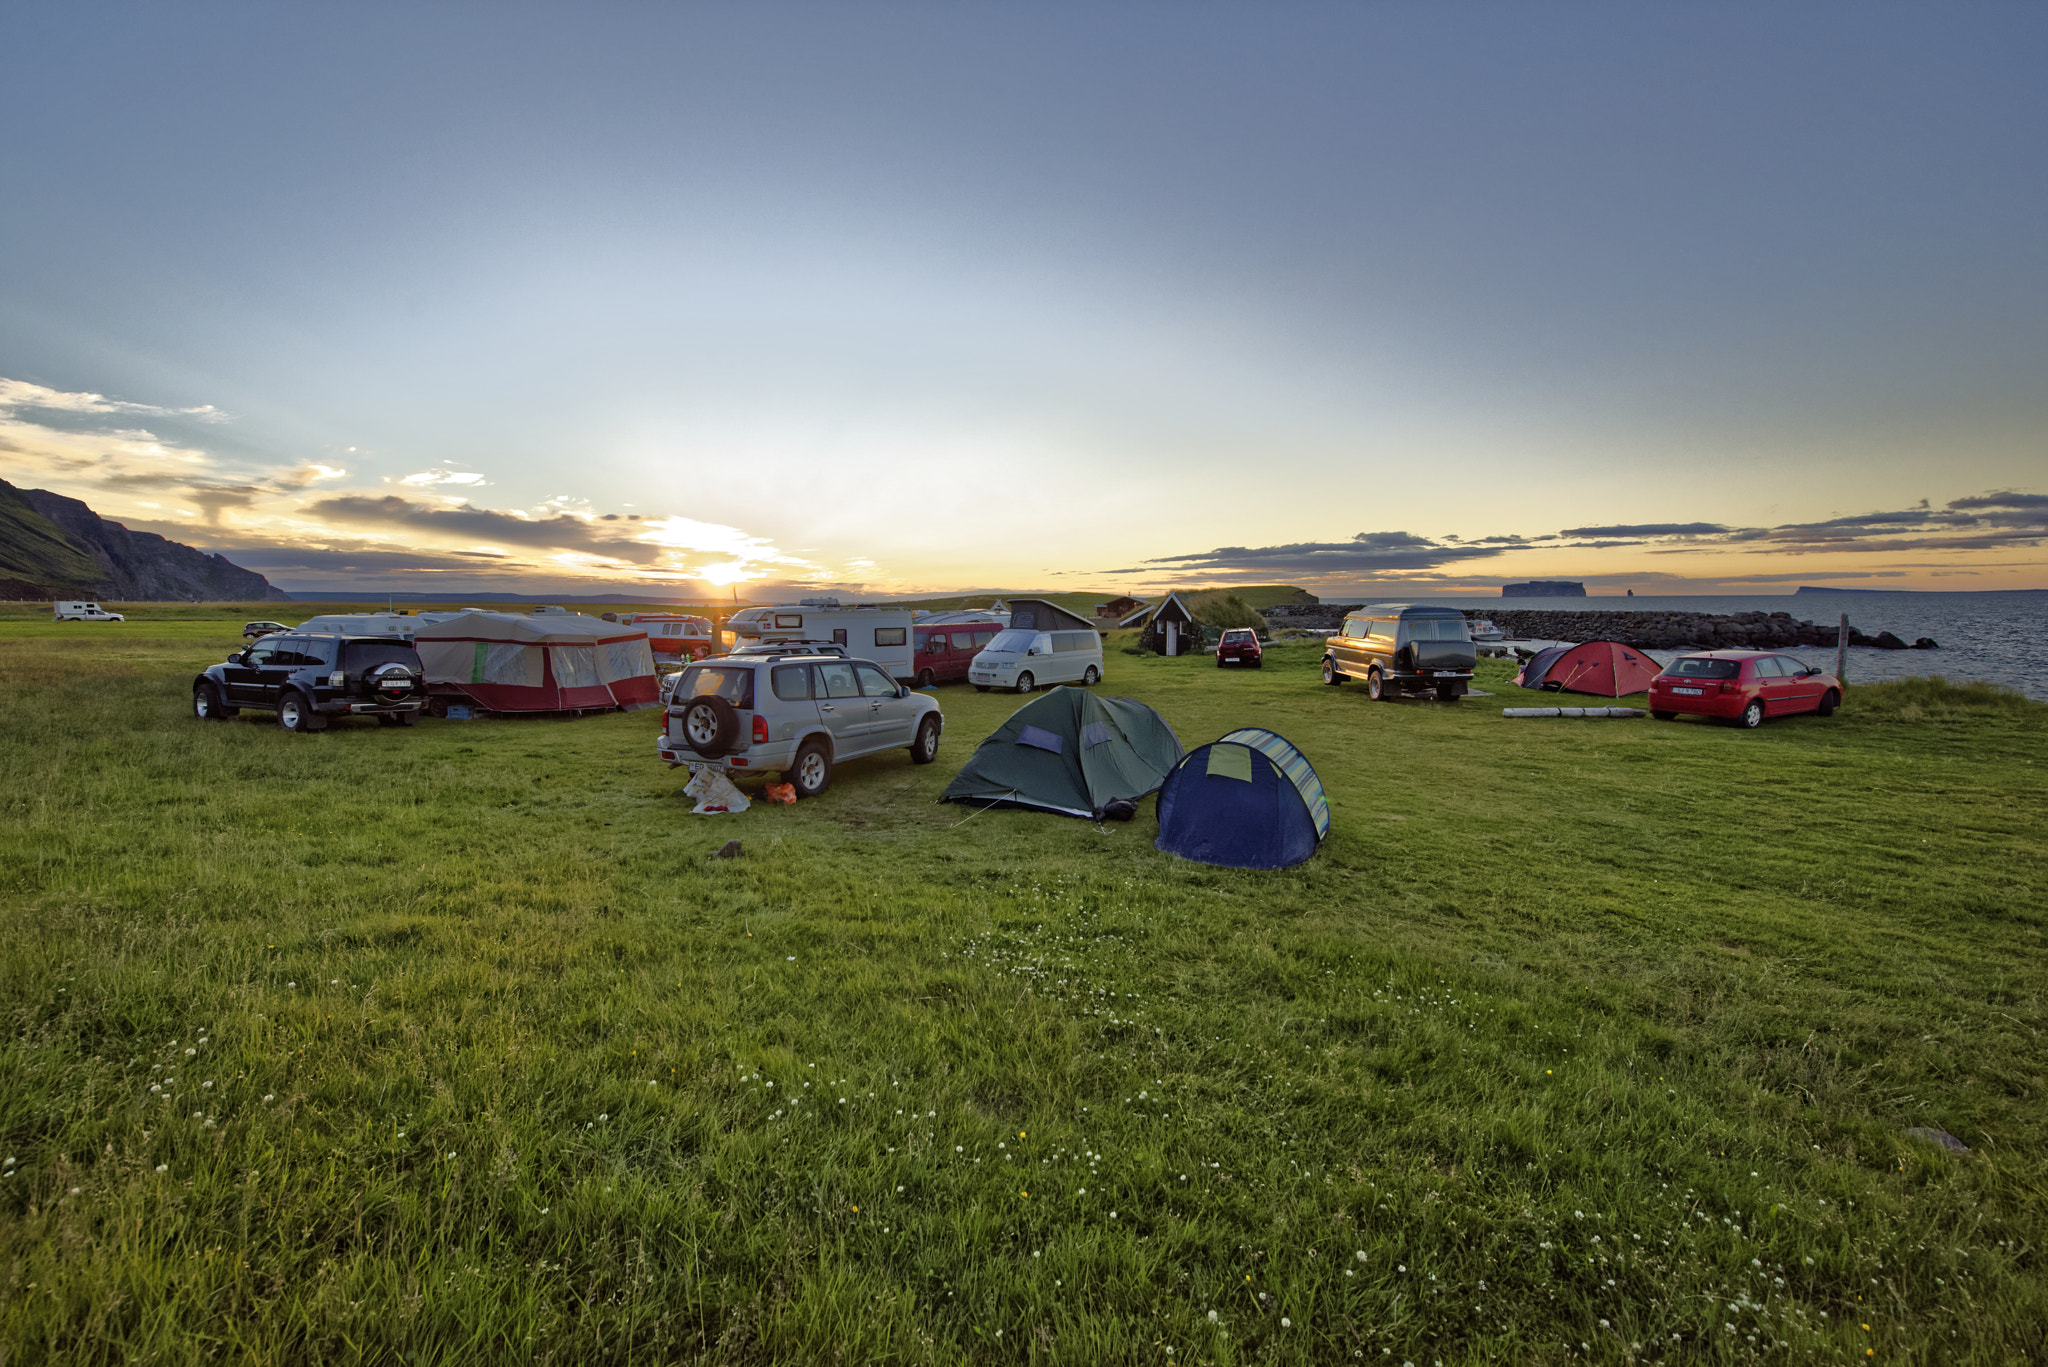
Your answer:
1154,728 -> 1330,869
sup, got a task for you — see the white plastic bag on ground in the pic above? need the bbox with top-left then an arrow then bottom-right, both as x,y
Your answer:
683,766 -> 750,814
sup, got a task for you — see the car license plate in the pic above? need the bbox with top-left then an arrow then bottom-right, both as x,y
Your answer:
1672,686 -> 1703,695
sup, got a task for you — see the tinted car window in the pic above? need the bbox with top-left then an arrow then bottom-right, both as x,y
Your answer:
771,664 -> 812,701
342,641 -> 415,671
951,632 -> 979,651
245,639 -> 283,665
1663,658 -> 1739,680
677,666 -> 754,706
1406,618 -> 1469,642
295,637 -> 338,667
1368,619 -> 1397,640
1752,657 -> 1785,678
971,630 -> 996,648
815,662 -> 862,699
857,664 -> 899,697
986,629 -> 1036,653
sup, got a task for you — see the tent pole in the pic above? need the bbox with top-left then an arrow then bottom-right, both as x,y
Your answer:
1835,612 -> 1849,686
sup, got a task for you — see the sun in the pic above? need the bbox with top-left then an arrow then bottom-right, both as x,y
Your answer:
699,562 -> 751,587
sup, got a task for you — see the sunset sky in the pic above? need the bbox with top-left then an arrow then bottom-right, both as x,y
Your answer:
3,3 -> 2044,600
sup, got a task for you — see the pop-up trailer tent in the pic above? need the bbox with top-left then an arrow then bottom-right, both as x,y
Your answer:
413,611 -> 659,714
939,688 -> 1183,819
1155,728 -> 1330,869
1513,641 -> 1661,697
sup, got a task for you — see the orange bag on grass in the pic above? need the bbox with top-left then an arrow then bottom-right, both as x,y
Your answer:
764,782 -> 798,805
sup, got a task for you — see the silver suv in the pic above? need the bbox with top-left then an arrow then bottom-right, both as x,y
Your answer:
657,652 -> 944,798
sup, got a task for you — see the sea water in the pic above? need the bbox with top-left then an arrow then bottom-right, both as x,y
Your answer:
1420,590 -> 2048,701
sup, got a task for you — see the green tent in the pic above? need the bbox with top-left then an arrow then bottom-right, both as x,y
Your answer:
939,687 -> 1184,819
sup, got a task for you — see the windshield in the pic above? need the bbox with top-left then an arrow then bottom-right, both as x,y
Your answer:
984,629 -> 1037,653
675,665 -> 754,706
341,642 -> 421,671
1661,657 -> 1739,680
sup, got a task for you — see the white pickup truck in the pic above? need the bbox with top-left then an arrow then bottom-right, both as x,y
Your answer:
54,601 -> 124,622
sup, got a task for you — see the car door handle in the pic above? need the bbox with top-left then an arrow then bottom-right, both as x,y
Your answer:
819,704 -> 834,712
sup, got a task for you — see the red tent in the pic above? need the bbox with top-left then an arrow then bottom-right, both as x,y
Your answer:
414,611 -> 659,713
1514,641 -> 1661,697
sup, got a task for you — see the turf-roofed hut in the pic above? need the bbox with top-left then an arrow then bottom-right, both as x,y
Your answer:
939,688 -> 1184,820
1155,728 -> 1331,869
1123,591 -> 1200,656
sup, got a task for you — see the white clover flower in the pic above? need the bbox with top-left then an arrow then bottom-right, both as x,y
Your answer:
202,1081 -> 213,1090
263,1095 -> 275,1103
155,1164 -> 168,1173
598,1113 -> 608,1122
1356,1250 -> 1367,1263
184,1048 -> 196,1056
1397,1264 -> 1406,1273
1281,1318 -> 1292,1328
1207,1310 -> 1218,1322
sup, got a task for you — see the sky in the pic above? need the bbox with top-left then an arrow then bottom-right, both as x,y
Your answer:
3,2 -> 2045,601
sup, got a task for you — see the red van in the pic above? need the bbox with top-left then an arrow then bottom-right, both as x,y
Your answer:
629,614 -> 715,662
911,623 -> 1002,687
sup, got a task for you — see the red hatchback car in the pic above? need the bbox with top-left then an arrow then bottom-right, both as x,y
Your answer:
1216,628 -> 1264,668
1647,651 -> 1841,728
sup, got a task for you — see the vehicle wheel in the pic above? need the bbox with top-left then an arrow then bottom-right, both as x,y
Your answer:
1734,699 -> 1765,729
1321,658 -> 1342,686
192,682 -> 233,721
1216,657 -> 1226,669
1816,689 -> 1839,717
278,691 -> 326,732
789,740 -> 832,798
916,669 -> 936,690
974,684 -> 990,693
680,695 -> 743,755
1651,709 -> 1676,721
909,714 -> 941,764
1366,668 -> 1389,701
1014,672 -> 1033,694
1435,683 -> 1460,701
378,713 -> 402,727
1251,658 -> 1262,669
1082,665 -> 1100,685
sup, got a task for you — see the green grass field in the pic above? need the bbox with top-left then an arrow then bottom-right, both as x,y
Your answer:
1,609 -> 2043,1364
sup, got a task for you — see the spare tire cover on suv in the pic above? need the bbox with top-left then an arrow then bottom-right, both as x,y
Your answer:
679,695 -> 743,756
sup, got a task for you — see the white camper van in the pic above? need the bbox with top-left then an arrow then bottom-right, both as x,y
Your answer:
53,601 -> 123,621
968,627 -> 1103,693
724,606 -> 916,681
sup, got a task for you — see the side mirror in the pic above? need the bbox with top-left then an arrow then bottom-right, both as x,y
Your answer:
897,684 -> 910,698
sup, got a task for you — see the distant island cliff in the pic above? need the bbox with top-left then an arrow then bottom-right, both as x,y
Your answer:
0,478 -> 287,601
1502,580 -> 1586,598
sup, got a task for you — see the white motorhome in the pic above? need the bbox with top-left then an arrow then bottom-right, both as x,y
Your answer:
53,601 -> 123,621
725,605 -> 916,680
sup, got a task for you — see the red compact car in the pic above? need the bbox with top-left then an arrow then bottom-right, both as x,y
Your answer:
1215,628 -> 1264,668
1647,651 -> 1841,728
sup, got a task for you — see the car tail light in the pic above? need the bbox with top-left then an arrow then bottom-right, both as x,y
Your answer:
1718,682 -> 1733,694
752,714 -> 769,744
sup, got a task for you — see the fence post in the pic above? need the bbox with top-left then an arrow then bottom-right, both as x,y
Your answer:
1835,612 -> 1849,686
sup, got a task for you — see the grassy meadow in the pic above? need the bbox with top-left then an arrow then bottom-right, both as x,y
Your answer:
0,606 -> 2043,1364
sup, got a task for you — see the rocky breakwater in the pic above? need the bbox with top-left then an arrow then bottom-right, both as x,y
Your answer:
1256,603 -> 1935,650
1473,609 -> 1937,651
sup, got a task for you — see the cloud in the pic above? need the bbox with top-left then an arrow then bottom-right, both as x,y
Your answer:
1557,522 -> 1730,538
0,377 -> 224,421
1127,530 -> 1509,577
1949,491 -> 2048,512
307,494 -> 669,564
396,466 -> 488,488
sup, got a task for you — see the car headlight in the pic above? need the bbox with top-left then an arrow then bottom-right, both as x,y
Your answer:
329,671 -> 346,687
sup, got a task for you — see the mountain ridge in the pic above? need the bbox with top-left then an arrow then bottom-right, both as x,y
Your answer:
0,478 -> 287,600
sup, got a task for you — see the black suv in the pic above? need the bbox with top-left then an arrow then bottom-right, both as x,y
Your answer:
192,634 -> 428,731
